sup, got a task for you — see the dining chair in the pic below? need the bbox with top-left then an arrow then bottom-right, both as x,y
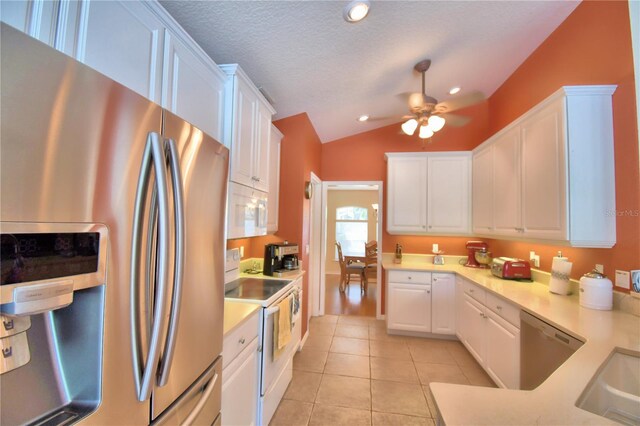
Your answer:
362,241 -> 378,292
336,242 -> 365,293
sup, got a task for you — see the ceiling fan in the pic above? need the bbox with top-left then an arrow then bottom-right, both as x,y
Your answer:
372,59 -> 485,140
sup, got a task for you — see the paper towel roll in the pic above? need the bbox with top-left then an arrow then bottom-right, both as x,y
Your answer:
549,257 -> 572,295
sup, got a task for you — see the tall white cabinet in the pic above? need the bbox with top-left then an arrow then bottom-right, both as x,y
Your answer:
386,152 -> 471,235
471,85 -> 617,247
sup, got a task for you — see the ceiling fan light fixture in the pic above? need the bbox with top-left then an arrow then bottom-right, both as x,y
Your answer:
428,115 -> 446,132
419,125 -> 434,139
357,115 -> 369,122
401,118 -> 418,136
344,0 -> 370,22
449,87 -> 461,95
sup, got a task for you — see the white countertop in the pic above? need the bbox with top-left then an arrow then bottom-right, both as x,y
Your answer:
224,300 -> 261,336
382,258 -> 640,425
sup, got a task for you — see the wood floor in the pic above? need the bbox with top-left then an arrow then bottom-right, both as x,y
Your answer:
324,274 -> 377,317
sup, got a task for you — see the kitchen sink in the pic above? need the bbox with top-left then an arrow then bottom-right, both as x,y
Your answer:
576,348 -> 640,425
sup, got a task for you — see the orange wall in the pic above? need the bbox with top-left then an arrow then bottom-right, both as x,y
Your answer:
227,113 -> 322,336
484,0 -> 639,288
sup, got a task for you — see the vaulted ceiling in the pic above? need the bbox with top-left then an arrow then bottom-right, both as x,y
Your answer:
160,1 -> 580,143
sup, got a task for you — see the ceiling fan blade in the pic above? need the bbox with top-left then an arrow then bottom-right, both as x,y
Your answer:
434,91 -> 485,113
440,113 -> 471,127
362,115 -> 407,122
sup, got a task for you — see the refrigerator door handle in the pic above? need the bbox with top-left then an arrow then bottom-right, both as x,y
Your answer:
130,131 -> 172,402
182,371 -> 219,426
157,138 -> 186,387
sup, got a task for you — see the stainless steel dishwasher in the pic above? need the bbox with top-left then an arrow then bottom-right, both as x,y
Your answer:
520,311 -> 584,390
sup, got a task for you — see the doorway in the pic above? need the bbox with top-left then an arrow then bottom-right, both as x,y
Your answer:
318,181 -> 383,319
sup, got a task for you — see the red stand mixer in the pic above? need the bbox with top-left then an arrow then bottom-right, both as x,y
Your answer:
465,241 -> 491,268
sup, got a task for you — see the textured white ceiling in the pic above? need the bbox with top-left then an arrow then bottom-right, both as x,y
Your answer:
159,1 -> 579,143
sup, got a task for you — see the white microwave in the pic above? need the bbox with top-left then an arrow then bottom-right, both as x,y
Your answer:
226,182 -> 268,239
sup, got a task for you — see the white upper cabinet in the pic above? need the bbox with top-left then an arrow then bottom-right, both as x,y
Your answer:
427,154 -> 470,233
491,126 -> 522,236
471,86 -> 617,248
267,125 -> 283,234
221,64 -> 275,192
386,152 -> 471,235
520,98 -> 566,240
4,1 -> 227,140
386,156 -> 428,233
471,145 -> 494,233
1,0 -> 59,46
69,1 -> 165,104
162,30 -> 226,141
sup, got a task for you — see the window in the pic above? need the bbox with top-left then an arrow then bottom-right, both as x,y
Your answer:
336,206 -> 368,257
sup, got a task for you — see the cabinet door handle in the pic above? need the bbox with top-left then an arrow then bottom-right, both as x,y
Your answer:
427,290 -> 431,294
469,289 -> 474,293
496,306 -> 502,310
408,277 -> 412,280
479,312 -> 484,317
239,337 -> 246,344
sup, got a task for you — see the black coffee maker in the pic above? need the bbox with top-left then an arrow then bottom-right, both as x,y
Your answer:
263,242 -> 299,276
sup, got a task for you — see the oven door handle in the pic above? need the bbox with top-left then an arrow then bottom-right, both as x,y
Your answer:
265,305 -> 280,316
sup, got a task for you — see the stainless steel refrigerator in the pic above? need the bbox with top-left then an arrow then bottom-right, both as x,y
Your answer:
1,24 -> 228,425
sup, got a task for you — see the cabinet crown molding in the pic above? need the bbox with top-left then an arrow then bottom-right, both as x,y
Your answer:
220,63 -> 276,115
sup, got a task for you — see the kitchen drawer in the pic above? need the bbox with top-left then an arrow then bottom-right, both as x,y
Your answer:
485,292 -> 520,328
223,309 -> 260,369
388,270 -> 431,284
460,278 -> 486,304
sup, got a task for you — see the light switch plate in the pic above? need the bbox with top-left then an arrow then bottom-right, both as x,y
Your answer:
615,270 -> 630,289
239,246 -> 244,258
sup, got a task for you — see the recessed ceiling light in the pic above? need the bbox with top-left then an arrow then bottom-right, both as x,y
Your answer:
357,115 -> 369,122
449,87 -> 461,95
344,0 -> 370,23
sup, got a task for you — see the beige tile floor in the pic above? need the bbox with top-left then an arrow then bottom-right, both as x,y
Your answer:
270,315 -> 496,425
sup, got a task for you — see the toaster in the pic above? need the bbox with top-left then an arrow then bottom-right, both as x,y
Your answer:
491,257 -> 532,280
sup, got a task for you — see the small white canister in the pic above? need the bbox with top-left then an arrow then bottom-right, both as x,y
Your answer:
579,269 -> 613,310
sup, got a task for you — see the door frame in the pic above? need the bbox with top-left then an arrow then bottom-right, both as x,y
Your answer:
308,172 -> 323,318
319,180 -> 384,319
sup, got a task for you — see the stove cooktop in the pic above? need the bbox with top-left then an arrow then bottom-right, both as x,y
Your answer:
224,277 -> 292,302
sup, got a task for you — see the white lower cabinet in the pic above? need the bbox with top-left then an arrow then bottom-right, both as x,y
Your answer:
431,273 -> 456,335
485,309 -> 520,389
460,294 -> 486,365
387,271 -> 455,335
456,279 -> 521,389
222,310 -> 260,426
386,271 -> 432,333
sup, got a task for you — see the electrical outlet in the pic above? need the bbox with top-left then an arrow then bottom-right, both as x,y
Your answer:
595,264 -> 604,274
615,270 -> 630,289
529,251 -> 540,268
239,246 -> 244,258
